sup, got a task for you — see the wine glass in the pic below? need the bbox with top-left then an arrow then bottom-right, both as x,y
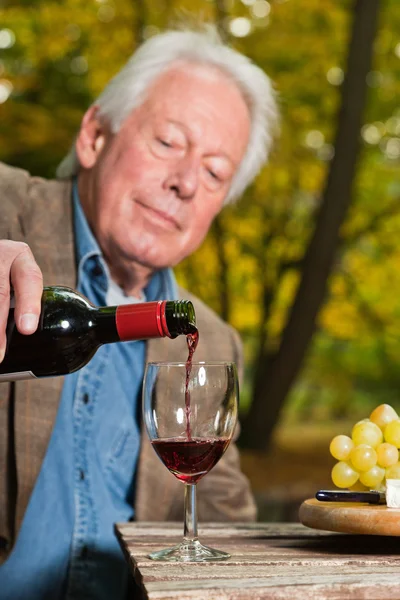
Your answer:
142,361 -> 238,562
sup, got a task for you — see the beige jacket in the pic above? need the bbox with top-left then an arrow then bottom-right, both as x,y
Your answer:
0,162 -> 256,563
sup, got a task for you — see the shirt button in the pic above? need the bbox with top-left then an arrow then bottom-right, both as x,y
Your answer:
79,470 -> 85,481
92,264 -> 103,277
82,393 -> 89,405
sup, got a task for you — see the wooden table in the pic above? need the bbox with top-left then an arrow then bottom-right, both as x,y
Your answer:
115,521 -> 400,599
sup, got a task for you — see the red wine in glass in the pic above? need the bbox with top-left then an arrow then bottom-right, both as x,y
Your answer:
185,328 -> 199,440
151,437 -> 230,484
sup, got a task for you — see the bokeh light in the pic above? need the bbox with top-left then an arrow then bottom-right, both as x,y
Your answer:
327,67 -> 344,86
317,144 -> 335,161
229,17 -> 252,38
0,80 -> 13,103
70,56 -> 88,75
305,130 -> 325,149
251,1 -> 271,18
0,29 -> 15,49
361,123 -> 385,144
381,138 -> 400,160
97,4 -> 115,23
385,117 -> 400,136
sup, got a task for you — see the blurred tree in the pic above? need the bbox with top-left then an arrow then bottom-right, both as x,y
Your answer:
240,0 -> 382,449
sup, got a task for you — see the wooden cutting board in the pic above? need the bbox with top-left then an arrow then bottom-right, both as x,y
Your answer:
299,498 -> 400,536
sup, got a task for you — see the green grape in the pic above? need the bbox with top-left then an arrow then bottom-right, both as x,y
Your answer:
384,420 -> 400,448
359,465 -> 385,488
370,404 -> 398,430
329,435 -> 354,461
331,461 -> 359,488
351,420 -> 383,448
349,481 -> 368,491
350,444 -> 377,471
376,442 -> 399,468
386,462 -> 400,480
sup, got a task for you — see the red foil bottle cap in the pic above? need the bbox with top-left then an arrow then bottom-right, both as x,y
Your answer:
115,301 -> 171,341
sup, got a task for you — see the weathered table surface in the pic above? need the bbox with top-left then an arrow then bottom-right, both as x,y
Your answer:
115,521 -> 400,600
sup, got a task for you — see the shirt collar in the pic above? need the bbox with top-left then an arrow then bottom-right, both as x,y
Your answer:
72,178 -> 103,265
72,179 -> 179,303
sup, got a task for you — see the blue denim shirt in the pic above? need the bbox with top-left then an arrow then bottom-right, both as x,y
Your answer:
0,182 -> 178,600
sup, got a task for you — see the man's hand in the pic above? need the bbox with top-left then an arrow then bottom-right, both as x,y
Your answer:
0,240 -> 43,362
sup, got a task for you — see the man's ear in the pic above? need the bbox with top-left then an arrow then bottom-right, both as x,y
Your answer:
75,105 -> 107,169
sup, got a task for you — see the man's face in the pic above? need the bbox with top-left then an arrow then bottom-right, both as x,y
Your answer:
79,64 -> 250,271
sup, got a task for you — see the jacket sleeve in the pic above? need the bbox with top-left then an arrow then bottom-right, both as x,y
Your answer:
0,162 -> 30,561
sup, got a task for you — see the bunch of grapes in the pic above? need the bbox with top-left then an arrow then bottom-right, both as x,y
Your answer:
330,404 -> 400,490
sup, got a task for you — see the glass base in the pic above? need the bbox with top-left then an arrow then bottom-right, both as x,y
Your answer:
148,539 -> 230,562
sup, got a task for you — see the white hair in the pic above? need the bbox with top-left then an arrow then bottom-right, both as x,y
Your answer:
56,26 -> 279,204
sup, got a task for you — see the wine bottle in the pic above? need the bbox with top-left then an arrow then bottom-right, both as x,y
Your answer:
0,286 -> 196,381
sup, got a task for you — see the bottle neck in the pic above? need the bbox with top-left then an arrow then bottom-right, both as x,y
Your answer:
95,300 -> 196,343
165,300 -> 197,338
94,306 -> 120,343
95,301 -> 171,343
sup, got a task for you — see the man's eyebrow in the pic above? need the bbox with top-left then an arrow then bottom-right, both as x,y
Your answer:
154,119 -> 187,137
204,150 -> 238,168
162,119 -> 186,129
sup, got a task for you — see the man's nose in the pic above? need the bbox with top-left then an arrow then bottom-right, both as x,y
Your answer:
164,157 -> 199,200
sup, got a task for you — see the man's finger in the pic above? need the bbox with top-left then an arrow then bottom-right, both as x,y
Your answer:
10,247 -> 43,335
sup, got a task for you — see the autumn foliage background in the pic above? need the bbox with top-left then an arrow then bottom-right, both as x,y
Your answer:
1,0 -> 400,517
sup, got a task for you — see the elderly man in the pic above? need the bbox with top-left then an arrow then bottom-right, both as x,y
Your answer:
0,27 -> 277,600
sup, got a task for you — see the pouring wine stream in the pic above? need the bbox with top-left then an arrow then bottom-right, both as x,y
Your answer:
185,328 -> 199,441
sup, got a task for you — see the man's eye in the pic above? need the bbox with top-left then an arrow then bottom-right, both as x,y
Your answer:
208,170 -> 220,181
157,138 -> 172,148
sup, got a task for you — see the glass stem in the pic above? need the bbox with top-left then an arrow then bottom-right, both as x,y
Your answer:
183,483 -> 198,543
